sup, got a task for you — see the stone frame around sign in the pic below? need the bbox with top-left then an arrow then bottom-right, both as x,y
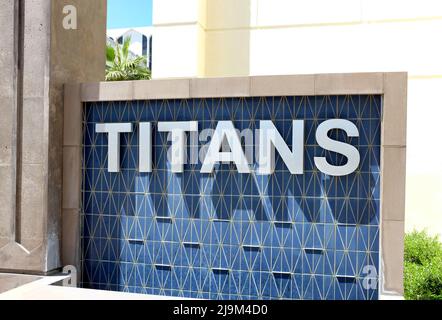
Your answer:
62,72 -> 407,297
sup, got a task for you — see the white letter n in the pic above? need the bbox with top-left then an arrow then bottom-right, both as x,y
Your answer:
258,120 -> 304,175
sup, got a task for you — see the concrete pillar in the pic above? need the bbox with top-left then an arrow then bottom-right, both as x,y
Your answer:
0,0 -> 106,274
0,0 -> 18,260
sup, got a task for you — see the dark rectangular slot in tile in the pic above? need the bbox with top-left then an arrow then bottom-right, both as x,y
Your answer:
242,244 -> 262,251
336,275 -> 357,283
304,248 -> 325,254
155,216 -> 173,223
272,271 -> 293,278
274,221 -> 293,227
212,219 -> 231,223
212,268 -> 230,274
336,223 -> 358,227
183,242 -> 201,248
154,264 -> 172,270
127,239 -> 144,244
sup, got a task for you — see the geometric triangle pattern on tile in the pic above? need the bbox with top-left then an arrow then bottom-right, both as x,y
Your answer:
81,95 -> 381,300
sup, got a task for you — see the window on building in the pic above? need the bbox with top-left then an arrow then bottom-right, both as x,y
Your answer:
149,36 -> 153,71
142,35 -> 148,58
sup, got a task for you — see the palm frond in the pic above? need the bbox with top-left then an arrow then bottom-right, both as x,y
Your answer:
105,37 -> 151,81
106,46 -> 115,62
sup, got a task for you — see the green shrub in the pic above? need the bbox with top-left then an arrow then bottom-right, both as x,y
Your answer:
405,230 -> 442,264
404,230 -> 442,300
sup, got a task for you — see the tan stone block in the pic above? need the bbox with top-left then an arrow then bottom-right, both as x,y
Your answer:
250,75 -> 315,97
44,233 -> 61,271
62,146 -> 82,210
382,72 -> 407,147
0,97 -> 14,165
0,0 -> 106,274
0,166 -> 13,240
133,79 -> 191,100
63,84 -> 83,147
0,242 -> 45,272
0,4 -> 15,168
382,146 -> 406,221
20,238 -> 45,254
19,164 -> 44,251
22,0 -> 51,99
190,77 -> 250,98
0,1 -> 16,98
381,220 -> 405,295
315,72 -> 384,95
51,0 -> 107,83
0,237 -> 9,250
21,97 -> 45,164
62,209 -> 80,268
81,81 -> 134,102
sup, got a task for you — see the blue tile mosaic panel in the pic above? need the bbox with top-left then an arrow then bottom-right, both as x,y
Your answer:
81,95 -> 381,300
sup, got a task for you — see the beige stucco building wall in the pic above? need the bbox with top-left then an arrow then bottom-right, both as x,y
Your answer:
152,0 -> 442,237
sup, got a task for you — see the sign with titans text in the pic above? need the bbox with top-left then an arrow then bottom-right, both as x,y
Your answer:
96,119 -> 360,176
81,96 -> 381,300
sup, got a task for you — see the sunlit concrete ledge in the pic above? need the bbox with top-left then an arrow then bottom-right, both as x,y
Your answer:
0,273 -> 42,294
379,292 -> 405,300
0,272 -> 405,300
0,273 -> 188,300
79,73 -> 386,102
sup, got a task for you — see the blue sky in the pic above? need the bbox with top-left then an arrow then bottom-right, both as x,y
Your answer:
107,0 -> 153,29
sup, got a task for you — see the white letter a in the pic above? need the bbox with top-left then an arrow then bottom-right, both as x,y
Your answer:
63,5 -> 77,30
